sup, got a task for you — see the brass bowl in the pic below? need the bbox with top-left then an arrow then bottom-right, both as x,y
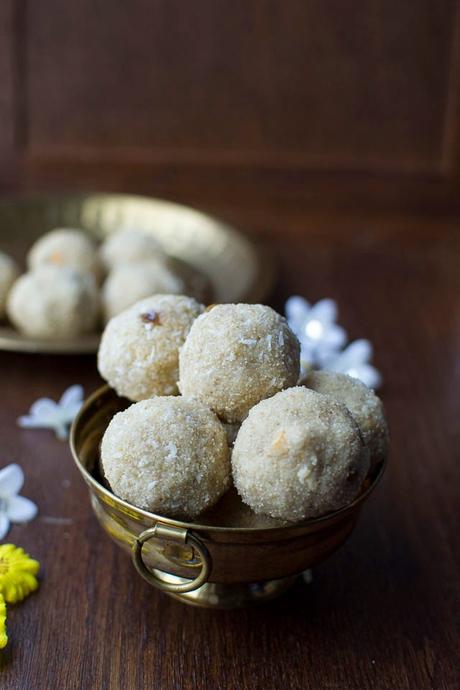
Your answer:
0,193 -> 272,354
70,385 -> 387,609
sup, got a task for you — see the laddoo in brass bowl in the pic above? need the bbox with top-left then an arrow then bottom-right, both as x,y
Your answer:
70,385 -> 387,609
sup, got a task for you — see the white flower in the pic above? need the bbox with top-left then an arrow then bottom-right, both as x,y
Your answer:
319,339 -> 382,389
285,296 -> 382,390
18,384 -> 84,440
285,296 -> 347,372
0,464 -> 38,540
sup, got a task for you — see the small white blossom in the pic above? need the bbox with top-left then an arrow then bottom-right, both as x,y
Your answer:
0,464 -> 38,540
285,296 -> 381,389
285,296 -> 347,372
320,339 -> 382,389
18,384 -> 84,440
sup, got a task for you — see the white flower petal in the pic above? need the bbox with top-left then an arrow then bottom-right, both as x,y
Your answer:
309,299 -> 337,325
18,415 -> 48,429
59,403 -> 82,422
347,363 -> 382,390
29,398 -> 58,419
0,512 -> 10,540
321,324 -> 348,350
0,463 -> 24,497
315,346 -> 343,369
285,296 -> 311,335
55,424 -> 70,440
285,296 -> 310,321
7,495 -> 38,523
342,339 -> 373,366
59,385 -> 84,409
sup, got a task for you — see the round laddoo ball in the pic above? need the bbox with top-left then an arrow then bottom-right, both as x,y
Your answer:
101,396 -> 230,518
0,251 -> 20,318
305,371 -> 388,470
102,259 -> 185,321
179,304 -> 300,423
232,387 -> 369,522
7,265 -> 99,338
98,294 -> 204,401
28,228 -> 102,280
100,229 -> 163,270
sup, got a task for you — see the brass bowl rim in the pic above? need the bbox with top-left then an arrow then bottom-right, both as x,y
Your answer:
70,384 -> 388,534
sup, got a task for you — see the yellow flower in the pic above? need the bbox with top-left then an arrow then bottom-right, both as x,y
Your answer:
0,544 -> 40,603
0,594 -> 7,649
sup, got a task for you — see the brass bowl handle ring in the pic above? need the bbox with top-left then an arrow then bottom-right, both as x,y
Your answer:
132,524 -> 211,593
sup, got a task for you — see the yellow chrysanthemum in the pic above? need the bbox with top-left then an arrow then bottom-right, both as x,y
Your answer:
0,544 -> 40,604
0,594 -> 7,649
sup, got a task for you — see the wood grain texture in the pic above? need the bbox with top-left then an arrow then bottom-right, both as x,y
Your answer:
0,204 -> 459,689
0,1 -> 15,153
4,0 -> 460,213
23,0 -> 456,173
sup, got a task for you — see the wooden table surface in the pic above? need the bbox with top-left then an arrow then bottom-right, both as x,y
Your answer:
0,203 -> 459,689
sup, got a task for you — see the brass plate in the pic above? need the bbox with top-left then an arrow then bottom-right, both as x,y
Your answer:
0,193 -> 273,354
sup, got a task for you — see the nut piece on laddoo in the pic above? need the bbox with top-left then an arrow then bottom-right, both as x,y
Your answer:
99,229 -> 163,270
232,387 -> 369,522
0,251 -> 20,318
178,304 -> 300,423
102,258 -> 186,321
98,294 -> 204,401
304,370 -> 388,470
101,396 -> 230,519
7,265 -> 99,339
27,228 -> 102,280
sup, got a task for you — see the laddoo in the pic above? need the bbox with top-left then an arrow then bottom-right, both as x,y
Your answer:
232,386 -> 368,522
98,294 -> 203,400
7,265 -> 99,338
179,304 -> 300,422
305,370 -> 388,469
28,228 -> 102,280
102,259 -> 185,321
0,251 -> 19,318
101,396 -> 230,518
100,229 -> 163,270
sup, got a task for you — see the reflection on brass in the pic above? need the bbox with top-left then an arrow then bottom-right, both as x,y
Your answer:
70,385 -> 387,608
0,193 -> 273,353
133,526 -> 211,594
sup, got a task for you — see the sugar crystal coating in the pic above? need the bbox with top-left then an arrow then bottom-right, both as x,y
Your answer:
179,304 -> 300,422
305,370 -> 388,470
7,265 -> 99,338
98,294 -> 204,401
28,228 -> 102,280
101,396 -> 230,518
232,387 -> 368,522
0,251 -> 19,318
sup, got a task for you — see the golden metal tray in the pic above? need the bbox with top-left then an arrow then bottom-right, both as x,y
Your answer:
0,193 -> 272,354
70,385 -> 387,609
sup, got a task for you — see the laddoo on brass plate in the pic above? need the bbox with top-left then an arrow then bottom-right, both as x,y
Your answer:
0,193 -> 273,354
70,385 -> 387,609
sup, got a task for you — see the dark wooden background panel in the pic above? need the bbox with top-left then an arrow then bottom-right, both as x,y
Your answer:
0,1 -> 15,155
22,0 -> 457,174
